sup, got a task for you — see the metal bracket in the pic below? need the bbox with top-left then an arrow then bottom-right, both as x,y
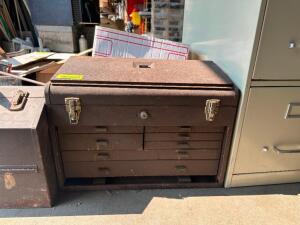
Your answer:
65,97 -> 81,125
205,99 -> 221,122
0,165 -> 38,173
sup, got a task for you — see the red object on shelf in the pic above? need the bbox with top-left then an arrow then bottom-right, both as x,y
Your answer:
127,0 -> 144,15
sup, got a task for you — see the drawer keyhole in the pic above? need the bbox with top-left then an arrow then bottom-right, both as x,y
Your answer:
139,110 -> 149,120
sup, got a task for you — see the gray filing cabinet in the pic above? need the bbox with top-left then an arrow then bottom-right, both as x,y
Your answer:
183,0 -> 300,187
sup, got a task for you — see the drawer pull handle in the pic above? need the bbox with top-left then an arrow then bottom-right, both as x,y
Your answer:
178,133 -> 191,140
96,153 -> 110,160
273,145 -> 300,154
177,151 -> 189,159
179,126 -> 192,132
176,165 -> 187,172
98,167 -> 110,174
178,142 -> 190,149
96,140 -> 109,149
95,126 -> 108,132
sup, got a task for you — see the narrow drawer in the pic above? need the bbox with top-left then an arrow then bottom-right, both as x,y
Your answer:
59,126 -> 143,134
62,149 -> 221,162
64,160 -> 219,178
145,126 -> 224,133
145,132 -> 224,141
59,134 -> 143,151
144,141 -> 222,150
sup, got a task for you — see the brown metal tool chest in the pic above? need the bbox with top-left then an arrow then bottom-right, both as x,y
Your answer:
0,87 -> 57,208
45,56 -> 239,189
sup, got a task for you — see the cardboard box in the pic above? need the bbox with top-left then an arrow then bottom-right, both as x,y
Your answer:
36,63 -> 62,83
92,26 -> 189,60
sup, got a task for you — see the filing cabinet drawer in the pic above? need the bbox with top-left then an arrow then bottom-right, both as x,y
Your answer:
253,0 -> 300,80
145,132 -> 224,141
234,87 -> 300,174
64,160 -> 219,178
59,134 -> 143,151
59,126 -> 143,134
145,141 -> 222,150
62,149 -> 221,162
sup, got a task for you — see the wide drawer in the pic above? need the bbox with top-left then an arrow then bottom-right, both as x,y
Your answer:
59,134 -> 143,151
145,126 -> 225,133
144,141 -> 222,150
49,105 -> 237,127
253,0 -> 300,80
63,160 -> 219,178
145,133 -> 224,141
59,126 -> 143,134
62,149 -> 221,161
234,87 -> 300,174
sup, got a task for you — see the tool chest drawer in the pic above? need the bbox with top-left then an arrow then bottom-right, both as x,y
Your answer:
144,141 -> 222,150
59,126 -> 143,134
145,132 -> 224,141
59,133 -> 143,151
145,126 -> 225,133
253,0 -> 300,80
64,160 -> 219,178
49,105 -> 236,127
234,87 -> 300,174
62,149 -> 221,162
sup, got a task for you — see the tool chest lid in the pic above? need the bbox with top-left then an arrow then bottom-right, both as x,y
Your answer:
50,56 -> 233,88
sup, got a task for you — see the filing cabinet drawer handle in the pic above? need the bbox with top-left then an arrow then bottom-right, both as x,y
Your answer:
96,153 -> 110,160
273,145 -> 300,154
98,167 -> 110,174
176,165 -> 187,172
95,126 -> 108,132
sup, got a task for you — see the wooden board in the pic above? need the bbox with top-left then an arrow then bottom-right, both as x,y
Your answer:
1,52 -> 54,68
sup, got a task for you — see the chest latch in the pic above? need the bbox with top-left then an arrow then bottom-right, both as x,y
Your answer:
205,99 -> 220,122
65,97 -> 81,125
9,90 -> 29,111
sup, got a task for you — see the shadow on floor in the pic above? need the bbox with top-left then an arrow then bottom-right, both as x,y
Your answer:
0,182 -> 299,217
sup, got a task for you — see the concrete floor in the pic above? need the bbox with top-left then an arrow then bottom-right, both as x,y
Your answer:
0,183 -> 300,225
